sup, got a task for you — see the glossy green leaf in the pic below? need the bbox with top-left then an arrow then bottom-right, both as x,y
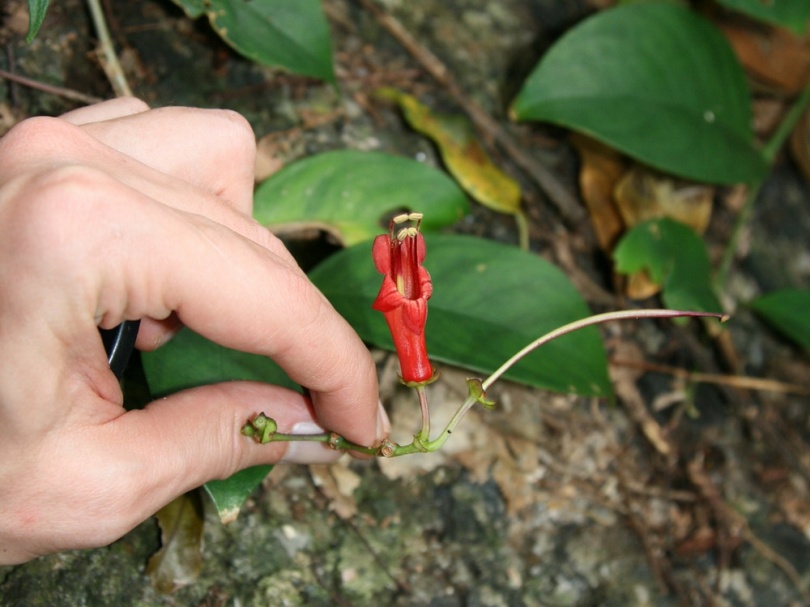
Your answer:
614,218 -> 723,313
254,150 -> 469,245
25,0 -> 49,42
203,466 -> 273,524
171,0 -> 335,82
309,234 -> 612,397
146,492 -> 204,593
749,288 -> 810,350
716,0 -> 810,35
142,328 -> 295,521
511,2 -> 767,184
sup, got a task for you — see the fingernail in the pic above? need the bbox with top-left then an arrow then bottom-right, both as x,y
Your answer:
280,421 -> 341,464
376,400 -> 391,441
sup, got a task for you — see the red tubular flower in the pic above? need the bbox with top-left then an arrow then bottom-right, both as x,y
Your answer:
372,214 -> 435,385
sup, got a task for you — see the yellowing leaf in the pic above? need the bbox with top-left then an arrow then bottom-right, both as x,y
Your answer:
377,88 -> 529,248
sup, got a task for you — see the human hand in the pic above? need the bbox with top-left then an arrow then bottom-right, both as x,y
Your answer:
0,98 -> 387,565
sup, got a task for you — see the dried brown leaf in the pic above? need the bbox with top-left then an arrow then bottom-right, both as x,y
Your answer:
613,165 -> 714,235
719,20 -> 810,94
146,492 -> 204,594
571,133 -> 627,252
310,462 -> 361,520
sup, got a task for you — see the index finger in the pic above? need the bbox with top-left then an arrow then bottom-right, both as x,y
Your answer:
95,183 -> 381,446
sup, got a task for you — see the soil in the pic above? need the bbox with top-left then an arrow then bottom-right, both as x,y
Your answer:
1,1 -> 809,606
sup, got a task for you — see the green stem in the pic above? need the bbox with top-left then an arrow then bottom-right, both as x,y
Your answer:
482,309 -> 726,391
716,83 -> 810,288
514,210 -> 530,251
255,430 -> 380,456
243,310 -> 726,458
86,0 -> 132,97
416,385 -> 430,443
422,395 -> 478,452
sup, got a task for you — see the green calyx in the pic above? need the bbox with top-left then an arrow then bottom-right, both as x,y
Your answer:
466,378 -> 496,409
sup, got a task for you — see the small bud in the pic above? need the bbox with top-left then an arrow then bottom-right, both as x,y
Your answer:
252,413 -> 278,433
327,432 -> 342,450
379,439 -> 397,458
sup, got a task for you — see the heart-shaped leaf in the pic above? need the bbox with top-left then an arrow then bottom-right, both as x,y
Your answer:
716,0 -> 810,35
749,288 -> 810,350
171,0 -> 335,82
254,150 -> 469,245
142,328 -> 295,521
511,2 -> 767,184
309,234 -> 612,397
614,218 -> 723,313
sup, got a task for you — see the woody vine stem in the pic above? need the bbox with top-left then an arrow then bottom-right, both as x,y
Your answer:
241,213 -> 727,457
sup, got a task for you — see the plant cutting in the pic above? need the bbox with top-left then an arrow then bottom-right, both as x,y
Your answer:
241,213 -> 727,457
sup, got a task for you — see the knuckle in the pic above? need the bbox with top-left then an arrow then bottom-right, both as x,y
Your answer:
211,108 -> 256,166
0,116 -> 80,162
1,165 -> 121,272
15,165 -> 117,230
214,108 -> 255,143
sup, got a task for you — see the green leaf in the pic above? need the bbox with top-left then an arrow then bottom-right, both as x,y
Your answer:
142,326 -> 298,396
511,2 -> 767,184
614,218 -> 723,313
716,0 -> 810,35
170,0 -> 206,19
142,328 -> 296,522
254,150 -> 469,245
749,288 -> 810,350
146,492 -> 204,593
203,466 -> 273,524
309,234 -> 612,397
25,0 -> 50,42
174,0 -> 335,82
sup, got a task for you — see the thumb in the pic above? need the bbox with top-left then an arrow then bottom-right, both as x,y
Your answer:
2,382 -> 343,563
103,382 -> 339,520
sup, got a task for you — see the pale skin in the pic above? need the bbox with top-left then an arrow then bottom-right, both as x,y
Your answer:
0,98 -> 387,565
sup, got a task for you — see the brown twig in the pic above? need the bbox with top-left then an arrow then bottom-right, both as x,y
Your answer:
358,0 -> 585,225
687,454 -> 810,604
0,68 -> 103,105
617,473 -> 679,596
611,357 -> 810,397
